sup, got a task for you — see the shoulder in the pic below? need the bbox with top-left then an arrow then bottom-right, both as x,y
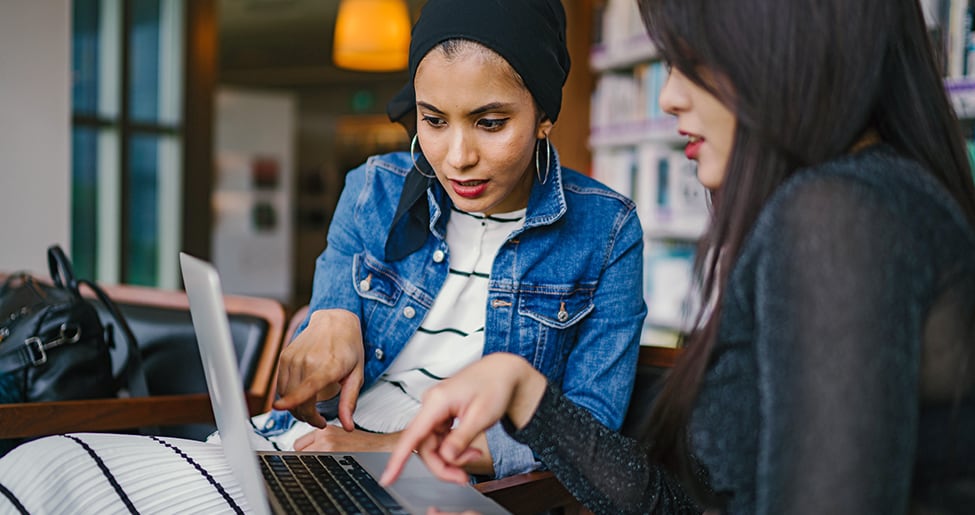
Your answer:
346,151 -> 413,188
342,152 -> 413,205
749,145 -> 974,254
760,146 -> 927,228
560,167 -> 637,209
334,152 -> 415,239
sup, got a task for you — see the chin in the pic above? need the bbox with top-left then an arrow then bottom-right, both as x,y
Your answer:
696,167 -> 724,190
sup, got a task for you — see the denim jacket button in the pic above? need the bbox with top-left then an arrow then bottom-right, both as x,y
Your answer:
432,250 -> 445,263
359,278 -> 371,292
374,348 -> 384,360
403,306 -> 416,319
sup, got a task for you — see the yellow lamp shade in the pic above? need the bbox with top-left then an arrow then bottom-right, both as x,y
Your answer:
333,0 -> 411,72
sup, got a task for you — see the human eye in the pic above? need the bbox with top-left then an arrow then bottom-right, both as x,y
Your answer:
477,117 -> 509,131
422,115 -> 446,128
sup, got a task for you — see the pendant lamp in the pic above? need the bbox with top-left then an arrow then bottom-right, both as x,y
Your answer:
333,0 -> 411,72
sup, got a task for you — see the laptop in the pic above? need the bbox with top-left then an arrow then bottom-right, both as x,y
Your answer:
179,252 -> 510,515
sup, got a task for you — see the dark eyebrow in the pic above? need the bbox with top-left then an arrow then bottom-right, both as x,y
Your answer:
416,101 -> 445,114
469,102 -> 513,116
416,101 -> 513,117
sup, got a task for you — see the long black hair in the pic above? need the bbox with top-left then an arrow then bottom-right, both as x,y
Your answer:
636,0 -> 975,504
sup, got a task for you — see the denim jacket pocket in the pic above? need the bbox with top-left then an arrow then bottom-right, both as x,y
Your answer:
517,285 -> 596,329
352,252 -> 403,306
514,285 -> 596,375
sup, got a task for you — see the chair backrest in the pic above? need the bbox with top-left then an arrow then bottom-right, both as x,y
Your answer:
89,282 -> 285,439
621,345 -> 681,439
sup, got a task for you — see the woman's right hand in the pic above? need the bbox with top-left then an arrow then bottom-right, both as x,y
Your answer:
272,309 -> 364,430
381,353 -> 547,486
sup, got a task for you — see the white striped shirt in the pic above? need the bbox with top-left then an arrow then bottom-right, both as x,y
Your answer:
353,207 -> 526,433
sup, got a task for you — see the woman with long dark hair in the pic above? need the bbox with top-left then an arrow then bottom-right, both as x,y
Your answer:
0,1 -> 647,512
384,0 -> 975,513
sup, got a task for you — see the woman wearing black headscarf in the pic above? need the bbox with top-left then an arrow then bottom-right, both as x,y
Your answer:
0,1 -> 648,512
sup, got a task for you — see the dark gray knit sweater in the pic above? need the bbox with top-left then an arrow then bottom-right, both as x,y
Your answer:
510,144 -> 975,514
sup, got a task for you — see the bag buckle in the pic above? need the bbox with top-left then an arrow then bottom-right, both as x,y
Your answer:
24,337 -> 47,366
23,324 -> 81,367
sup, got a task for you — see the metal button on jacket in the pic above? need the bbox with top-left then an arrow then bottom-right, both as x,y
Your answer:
403,306 -> 416,319
432,250 -> 445,263
374,348 -> 384,360
557,302 -> 569,322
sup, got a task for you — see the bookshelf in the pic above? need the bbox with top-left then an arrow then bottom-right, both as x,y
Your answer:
922,1 -> 975,170
589,0 -> 706,348
588,0 -> 975,348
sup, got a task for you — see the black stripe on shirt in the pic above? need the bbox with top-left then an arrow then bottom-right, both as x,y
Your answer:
450,207 -> 523,223
149,436 -> 245,515
417,326 -> 470,337
448,268 -> 490,279
0,482 -> 28,515
417,368 -> 446,381
384,379 -> 422,403
62,434 -> 139,515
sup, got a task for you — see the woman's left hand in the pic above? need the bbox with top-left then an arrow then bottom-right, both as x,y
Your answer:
294,426 -> 399,452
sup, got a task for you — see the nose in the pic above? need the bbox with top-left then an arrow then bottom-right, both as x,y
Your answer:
658,69 -> 688,116
446,128 -> 478,171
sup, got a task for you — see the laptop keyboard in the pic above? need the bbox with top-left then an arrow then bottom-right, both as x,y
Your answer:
260,454 -> 407,514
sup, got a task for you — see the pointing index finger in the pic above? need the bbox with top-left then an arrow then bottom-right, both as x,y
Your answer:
381,403 -> 455,485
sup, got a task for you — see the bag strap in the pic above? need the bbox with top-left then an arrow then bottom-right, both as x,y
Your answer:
0,273 -> 25,297
47,245 -> 81,297
76,279 -> 150,400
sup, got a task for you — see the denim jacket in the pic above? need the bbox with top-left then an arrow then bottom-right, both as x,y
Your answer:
289,149 -> 645,477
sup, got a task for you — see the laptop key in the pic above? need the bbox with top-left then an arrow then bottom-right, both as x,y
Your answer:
341,456 -> 405,511
302,454 -> 386,514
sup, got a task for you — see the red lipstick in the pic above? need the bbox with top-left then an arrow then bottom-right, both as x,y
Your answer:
451,179 -> 488,199
679,131 -> 704,160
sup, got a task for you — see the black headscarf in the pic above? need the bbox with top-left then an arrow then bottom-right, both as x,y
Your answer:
387,0 -> 571,127
384,0 -> 570,261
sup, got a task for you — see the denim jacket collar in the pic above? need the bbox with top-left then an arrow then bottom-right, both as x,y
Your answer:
384,147 -> 567,261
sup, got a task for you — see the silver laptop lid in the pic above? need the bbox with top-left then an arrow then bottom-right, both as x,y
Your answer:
180,252 -> 271,515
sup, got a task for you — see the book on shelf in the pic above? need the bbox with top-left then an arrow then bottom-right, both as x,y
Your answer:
635,145 -> 709,239
591,0 -> 653,64
643,239 -> 696,336
590,61 -> 670,139
921,0 -> 975,77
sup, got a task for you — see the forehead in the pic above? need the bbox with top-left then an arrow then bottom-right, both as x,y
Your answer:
414,49 -> 533,109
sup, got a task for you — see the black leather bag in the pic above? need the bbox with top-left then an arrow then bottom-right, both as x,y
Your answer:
0,246 -> 149,453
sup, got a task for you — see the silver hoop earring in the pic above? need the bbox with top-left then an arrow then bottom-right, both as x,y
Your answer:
411,134 -> 436,179
535,136 -> 551,185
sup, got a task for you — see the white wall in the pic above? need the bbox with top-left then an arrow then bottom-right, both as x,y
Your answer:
212,88 -> 295,302
0,1 -> 71,275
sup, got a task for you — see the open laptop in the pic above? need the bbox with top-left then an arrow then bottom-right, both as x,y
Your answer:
179,252 -> 510,515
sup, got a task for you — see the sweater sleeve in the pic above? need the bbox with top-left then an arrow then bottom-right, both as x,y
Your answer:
506,382 -> 700,515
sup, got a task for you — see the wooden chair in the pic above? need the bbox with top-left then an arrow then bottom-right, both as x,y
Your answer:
0,278 -> 285,441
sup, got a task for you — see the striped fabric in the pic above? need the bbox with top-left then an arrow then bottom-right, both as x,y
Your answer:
0,433 -> 253,514
353,207 -> 526,434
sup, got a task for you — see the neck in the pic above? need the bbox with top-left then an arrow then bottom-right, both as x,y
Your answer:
849,129 -> 881,154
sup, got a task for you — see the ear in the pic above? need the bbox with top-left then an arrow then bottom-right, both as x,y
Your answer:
536,117 -> 554,139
